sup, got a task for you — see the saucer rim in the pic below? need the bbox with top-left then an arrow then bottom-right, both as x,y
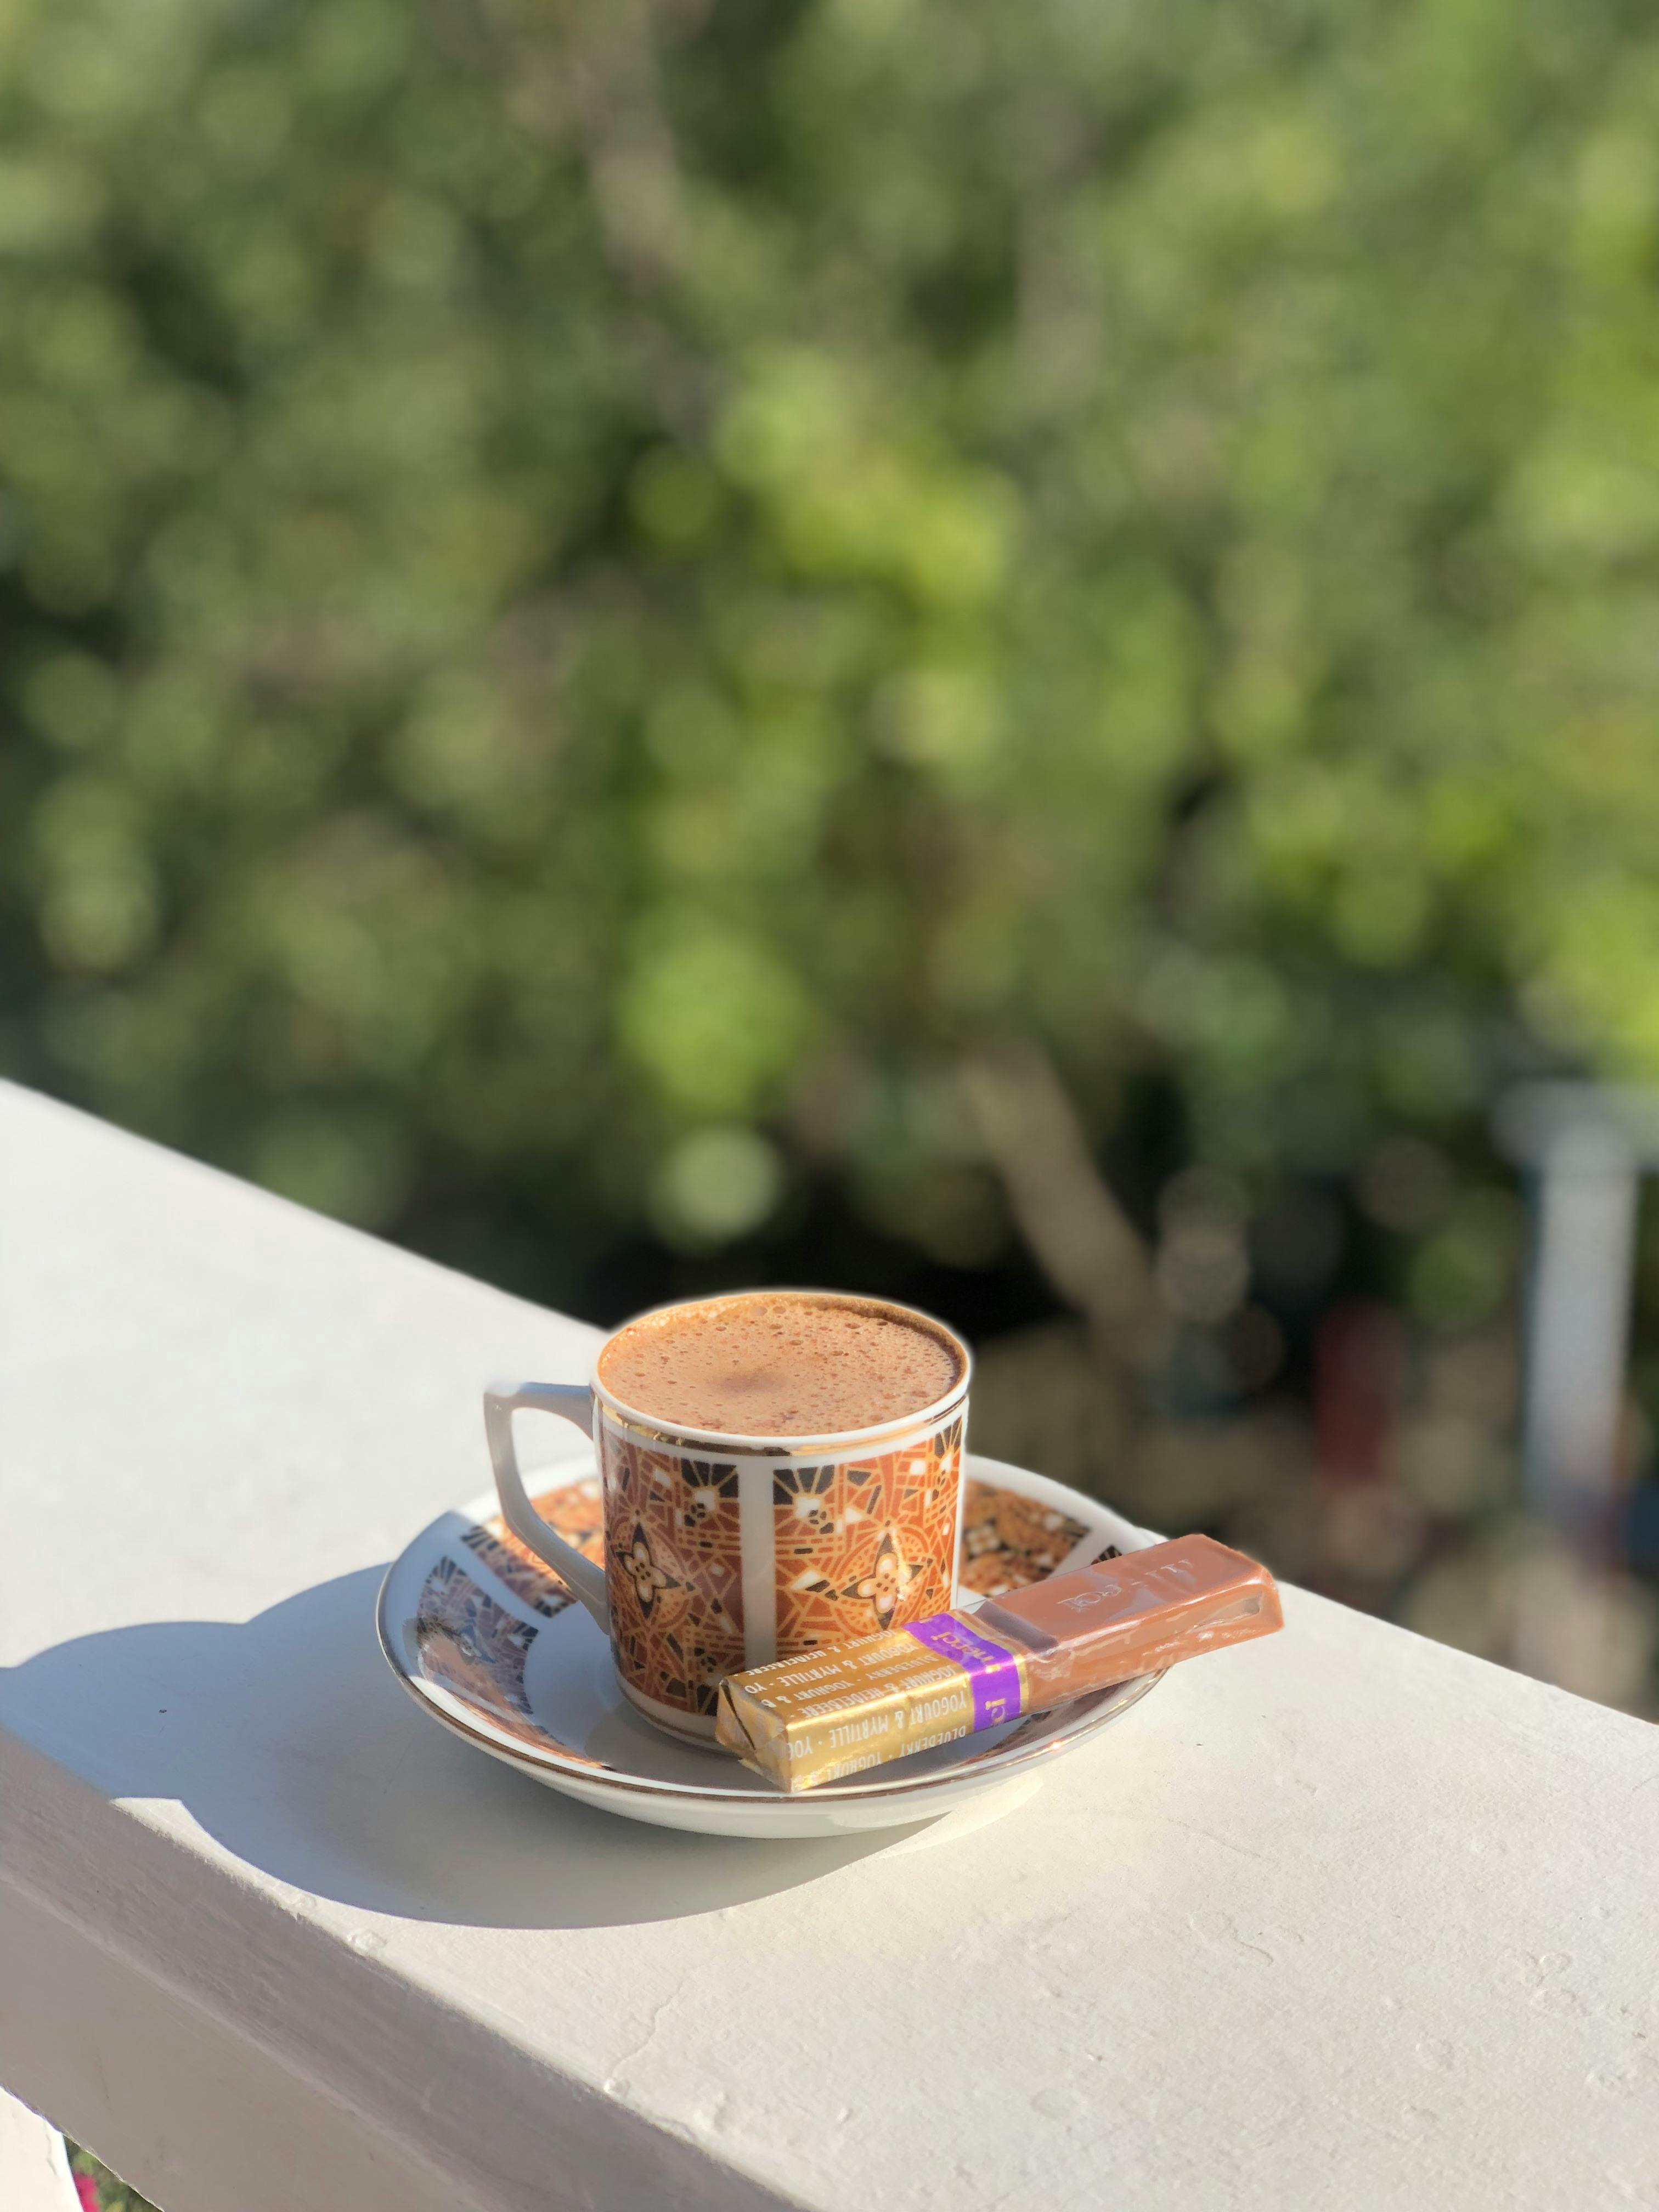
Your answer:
376,1452 -> 1165,1809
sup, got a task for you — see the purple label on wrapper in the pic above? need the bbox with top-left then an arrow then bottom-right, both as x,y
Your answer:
902,1615 -> 1025,1730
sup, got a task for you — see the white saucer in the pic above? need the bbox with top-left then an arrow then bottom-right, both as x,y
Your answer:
377,1452 -> 1164,1838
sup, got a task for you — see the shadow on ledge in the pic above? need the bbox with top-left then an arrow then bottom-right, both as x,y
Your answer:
0,1567 -> 963,1930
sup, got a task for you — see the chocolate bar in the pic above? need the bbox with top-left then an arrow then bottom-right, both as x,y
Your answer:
715,1535 -> 1282,1790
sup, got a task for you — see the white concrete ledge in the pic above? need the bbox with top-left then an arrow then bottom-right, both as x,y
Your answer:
2,1082 -> 1657,2211
0,2086 -> 81,2212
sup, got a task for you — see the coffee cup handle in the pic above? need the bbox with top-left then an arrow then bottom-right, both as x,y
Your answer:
483,1381 -> 611,1629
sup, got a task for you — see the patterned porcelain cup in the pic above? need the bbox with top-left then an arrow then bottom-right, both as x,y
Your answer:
484,1292 -> 971,1743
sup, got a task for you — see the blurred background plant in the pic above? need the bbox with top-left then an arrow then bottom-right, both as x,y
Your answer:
5,0 -> 1659,1743
67,2140 -> 154,2212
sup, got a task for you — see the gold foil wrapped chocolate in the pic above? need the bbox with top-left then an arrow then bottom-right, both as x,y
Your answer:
715,1616 -> 1030,1790
715,1535 -> 1282,1791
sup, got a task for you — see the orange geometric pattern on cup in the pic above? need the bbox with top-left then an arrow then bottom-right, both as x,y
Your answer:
585,1419 -> 967,1720
772,1416 -> 963,1651
597,1432 -> 748,1719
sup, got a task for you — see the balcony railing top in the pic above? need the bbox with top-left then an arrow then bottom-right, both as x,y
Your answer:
2,1080 -> 1655,2212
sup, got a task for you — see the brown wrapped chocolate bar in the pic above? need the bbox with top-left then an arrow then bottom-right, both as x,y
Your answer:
715,1535 -> 1282,1790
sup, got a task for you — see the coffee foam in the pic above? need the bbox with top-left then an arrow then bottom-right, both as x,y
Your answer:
596,1292 -> 964,1438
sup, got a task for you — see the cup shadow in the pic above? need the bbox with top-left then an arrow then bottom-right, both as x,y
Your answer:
0,1567 -> 935,1931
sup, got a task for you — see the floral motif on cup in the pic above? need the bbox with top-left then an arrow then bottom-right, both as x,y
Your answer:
773,1416 -> 962,1648
956,1477 -> 1092,1598
599,1433 -> 747,1719
616,1521 -> 682,1616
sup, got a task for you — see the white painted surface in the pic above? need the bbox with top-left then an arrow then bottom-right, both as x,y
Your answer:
2,1081 -> 1657,2212
0,2086 -> 81,2212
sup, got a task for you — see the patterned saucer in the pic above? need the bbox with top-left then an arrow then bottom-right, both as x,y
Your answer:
377,1452 -> 1164,1838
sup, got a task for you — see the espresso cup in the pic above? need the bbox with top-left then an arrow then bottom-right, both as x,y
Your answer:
484,1290 -> 971,1742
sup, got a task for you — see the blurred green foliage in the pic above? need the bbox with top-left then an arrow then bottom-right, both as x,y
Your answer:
3,0 -> 1659,1329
